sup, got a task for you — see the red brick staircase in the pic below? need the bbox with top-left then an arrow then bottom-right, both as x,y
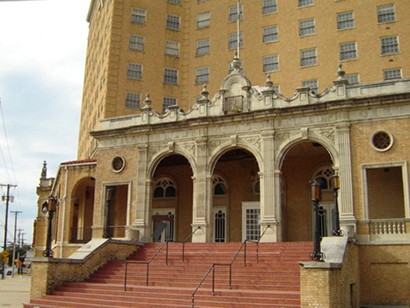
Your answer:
25,242 -> 311,307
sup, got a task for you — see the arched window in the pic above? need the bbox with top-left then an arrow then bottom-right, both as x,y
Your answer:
153,177 -> 177,198
212,174 -> 228,196
312,166 -> 335,190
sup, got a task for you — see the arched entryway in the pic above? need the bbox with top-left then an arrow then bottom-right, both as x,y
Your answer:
70,177 -> 95,243
280,141 -> 334,242
151,154 -> 193,242
212,148 -> 260,242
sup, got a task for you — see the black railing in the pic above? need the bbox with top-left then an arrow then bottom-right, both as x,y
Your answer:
182,226 -> 201,262
124,240 -> 170,291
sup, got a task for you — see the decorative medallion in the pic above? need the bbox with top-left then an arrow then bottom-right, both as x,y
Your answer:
111,156 -> 125,172
371,131 -> 394,152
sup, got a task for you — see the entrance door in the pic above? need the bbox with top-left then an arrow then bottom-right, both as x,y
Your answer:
242,202 -> 260,241
213,207 -> 227,242
152,209 -> 175,242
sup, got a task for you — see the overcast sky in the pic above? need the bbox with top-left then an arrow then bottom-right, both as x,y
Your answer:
0,0 -> 89,245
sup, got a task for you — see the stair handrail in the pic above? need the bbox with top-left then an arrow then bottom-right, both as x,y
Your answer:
182,226 -> 201,262
124,240 -> 170,291
252,224 -> 272,263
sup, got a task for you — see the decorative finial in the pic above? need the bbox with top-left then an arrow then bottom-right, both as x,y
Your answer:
231,51 -> 242,72
200,84 -> 209,99
336,63 -> 346,80
41,161 -> 47,179
265,74 -> 273,88
143,93 -> 152,109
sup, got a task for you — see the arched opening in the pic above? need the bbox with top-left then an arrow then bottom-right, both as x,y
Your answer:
70,177 -> 95,243
280,141 -> 333,242
213,148 -> 259,242
152,154 -> 193,242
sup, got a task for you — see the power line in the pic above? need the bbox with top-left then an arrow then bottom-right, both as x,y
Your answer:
0,97 -> 17,185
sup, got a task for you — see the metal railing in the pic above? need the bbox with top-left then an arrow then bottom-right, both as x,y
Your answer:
182,226 -> 201,262
124,240 -> 170,291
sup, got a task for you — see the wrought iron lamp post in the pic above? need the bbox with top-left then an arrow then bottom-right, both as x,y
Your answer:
311,180 -> 324,261
330,173 -> 342,236
42,196 -> 58,258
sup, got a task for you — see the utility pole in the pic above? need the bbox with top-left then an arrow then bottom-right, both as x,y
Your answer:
11,211 -> 22,277
1,184 -> 17,279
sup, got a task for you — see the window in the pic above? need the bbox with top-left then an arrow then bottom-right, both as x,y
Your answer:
228,5 -> 243,22
131,8 -> 146,24
129,35 -> 144,51
263,25 -> 278,43
381,36 -> 399,55
302,79 -> 318,92
153,178 -> 176,198
337,11 -> 354,30
167,15 -> 180,30
346,74 -> 359,85
300,48 -> 317,67
228,32 -> 243,49
164,68 -> 178,84
340,42 -> 357,60
262,0 -> 277,14
196,39 -> 210,56
263,55 -> 279,72
384,68 -> 402,81
124,92 -> 140,109
377,4 -> 396,23
197,12 -> 210,29
298,0 -> 314,7
196,67 -> 209,84
168,0 -> 180,4
165,40 -> 180,56
163,97 -> 177,112
127,63 -> 143,80
299,18 -> 315,36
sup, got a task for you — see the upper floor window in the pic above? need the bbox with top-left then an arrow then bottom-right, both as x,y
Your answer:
300,48 -> 317,67
302,79 -> 318,92
299,18 -> 315,36
197,12 -> 210,29
168,0 -> 181,4
340,42 -> 357,61
129,35 -> 144,51
164,68 -> 178,84
124,92 -> 140,109
346,74 -> 359,85
127,63 -> 143,80
153,178 -> 176,198
196,39 -> 210,56
381,36 -> 399,55
163,97 -> 177,112
165,40 -> 180,56
263,55 -> 279,72
337,11 -> 355,30
131,8 -> 146,24
383,68 -> 402,81
262,0 -> 277,14
212,175 -> 228,196
228,32 -> 243,50
228,5 -> 243,22
298,0 -> 314,8
196,67 -> 209,84
167,15 -> 180,30
377,4 -> 396,23
263,25 -> 278,43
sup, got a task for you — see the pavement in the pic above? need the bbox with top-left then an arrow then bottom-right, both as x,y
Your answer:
0,275 -> 30,308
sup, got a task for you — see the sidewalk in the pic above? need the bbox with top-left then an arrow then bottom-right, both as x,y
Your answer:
0,275 -> 31,307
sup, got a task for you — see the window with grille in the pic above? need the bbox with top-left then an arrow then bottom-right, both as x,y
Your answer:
383,68 -> 402,81
124,92 -> 140,109
381,36 -> 399,55
263,25 -> 278,43
165,40 -> 180,56
228,32 -> 243,50
131,8 -> 146,24
164,68 -> 178,84
340,42 -> 357,61
298,0 -> 314,8
196,39 -> 210,56
168,0 -> 180,4
299,18 -> 315,36
337,11 -> 354,30
263,55 -> 279,72
262,0 -> 277,14
153,178 -> 176,198
300,48 -> 317,67
346,74 -> 359,85
302,79 -> 318,92
377,4 -> 396,23
129,35 -> 144,51
163,97 -> 177,112
228,5 -> 243,22
196,67 -> 209,84
244,207 -> 260,241
127,63 -> 142,80
214,210 -> 226,242
167,15 -> 180,30
197,12 -> 210,29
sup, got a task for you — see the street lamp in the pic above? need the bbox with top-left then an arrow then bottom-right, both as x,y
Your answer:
330,173 -> 342,236
42,196 -> 58,258
311,180 -> 325,261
